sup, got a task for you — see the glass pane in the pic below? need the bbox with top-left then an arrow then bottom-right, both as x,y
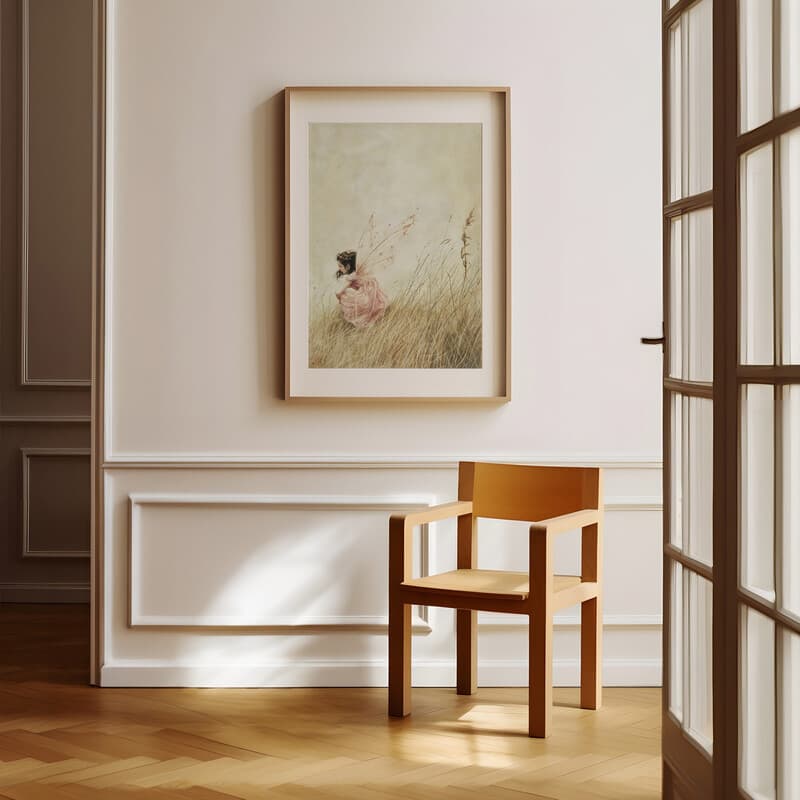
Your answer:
779,628 -> 800,799
669,560 -> 684,721
783,385 -> 800,619
686,0 -> 712,196
669,209 -> 713,381
741,144 -> 775,365
782,129 -> 800,364
669,20 -> 683,201
740,606 -> 776,800
778,0 -> 800,115
669,1 -> 712,201
671,395 -> 713,565
686,571 -> 713,752
687,398 -> 713,565
740,0 -> 774,132
688,209 -> 713,380
742,384 -> 776,602
671,393 -> 684,549
670,218 -> 683,378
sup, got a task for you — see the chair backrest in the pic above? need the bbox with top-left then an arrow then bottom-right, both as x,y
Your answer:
457,461 -> 601,522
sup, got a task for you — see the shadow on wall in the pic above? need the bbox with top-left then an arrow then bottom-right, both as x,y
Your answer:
251,92 -> 286,405
138,508 -> 424,686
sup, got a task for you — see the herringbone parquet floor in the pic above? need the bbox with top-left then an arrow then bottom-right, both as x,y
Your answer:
0,605 -> 661,799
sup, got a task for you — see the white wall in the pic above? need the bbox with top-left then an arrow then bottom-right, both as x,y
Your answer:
102,0 -> 663,687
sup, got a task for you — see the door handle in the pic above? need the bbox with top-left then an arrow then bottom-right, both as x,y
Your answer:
641,322 -> 665,348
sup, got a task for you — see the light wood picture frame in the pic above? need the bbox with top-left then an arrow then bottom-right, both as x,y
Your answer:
285,86 -> 510,401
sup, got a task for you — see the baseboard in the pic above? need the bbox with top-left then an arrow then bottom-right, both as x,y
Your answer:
0,582 -> 90,603
101,658 -> 662,688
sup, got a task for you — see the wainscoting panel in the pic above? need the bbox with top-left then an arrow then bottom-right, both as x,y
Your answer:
23,448 -> 91,557
0,427 -> 90,599
128,493 -> 432,630
102,463 -> 662,687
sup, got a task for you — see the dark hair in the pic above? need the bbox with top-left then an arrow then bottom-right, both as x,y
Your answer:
336,250 -> 357,278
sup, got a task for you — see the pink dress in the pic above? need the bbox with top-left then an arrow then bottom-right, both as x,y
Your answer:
335,270 -> 388,328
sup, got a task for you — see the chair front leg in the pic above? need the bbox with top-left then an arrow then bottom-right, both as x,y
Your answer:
388,598 -> 411,717
388,515 -> 412,717
528,606 -> 552,738
529,526 -> 553,738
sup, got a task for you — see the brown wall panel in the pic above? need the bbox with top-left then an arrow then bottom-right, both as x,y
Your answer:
0,0 -> 92,602
23,450 -> 90,556
23,0 -> 92,385
0,424 -> 89,588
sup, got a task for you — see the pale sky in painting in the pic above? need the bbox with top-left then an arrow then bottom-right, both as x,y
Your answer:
308,123 -> 482,313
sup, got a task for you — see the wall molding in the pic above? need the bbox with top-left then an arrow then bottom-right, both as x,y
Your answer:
0,582 -> 89,603
19,0 -> 91,388
128,492 -> 437,511
0,415 -> 91,424
22,447 -> 91,558
101,657 -> 662,688
128,493 -> 434,631
604,496 -> 662,511
127,615 -> 432,632
104,455 -> 663,470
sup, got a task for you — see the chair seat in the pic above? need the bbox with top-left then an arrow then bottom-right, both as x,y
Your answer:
401,569 -> 582,601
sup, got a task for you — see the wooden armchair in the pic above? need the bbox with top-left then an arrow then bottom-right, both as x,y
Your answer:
388,461 -> 603,738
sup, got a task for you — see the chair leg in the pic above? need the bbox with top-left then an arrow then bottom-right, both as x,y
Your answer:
456,609 -> 477,695
528,609 -> 552,737
580,596 -> 602,710
388,599 -> 411,717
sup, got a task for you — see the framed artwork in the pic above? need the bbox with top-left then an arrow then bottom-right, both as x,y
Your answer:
285,86 -> 510,400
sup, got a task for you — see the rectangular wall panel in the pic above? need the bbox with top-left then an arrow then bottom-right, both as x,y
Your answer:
23,449 -> 90,557
129,494 -> 433,629
20,0 -> 92,385
0,425 -> 90,600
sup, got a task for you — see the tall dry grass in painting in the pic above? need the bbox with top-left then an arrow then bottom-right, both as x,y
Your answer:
309,212 -> 481,369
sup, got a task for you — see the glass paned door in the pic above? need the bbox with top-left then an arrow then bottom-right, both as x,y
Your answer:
737,0 -> 800,795
663,1 -> 800,796
662,0 -> 715,795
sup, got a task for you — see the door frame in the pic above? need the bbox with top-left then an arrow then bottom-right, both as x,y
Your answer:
89,0 -> 107,687
711,0 -> 738,797
661,0 -> 719,795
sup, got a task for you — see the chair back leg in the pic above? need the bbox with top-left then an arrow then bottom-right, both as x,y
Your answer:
580,517 -> 603,710
580,596 -> 603,710
456,609 -> 477,695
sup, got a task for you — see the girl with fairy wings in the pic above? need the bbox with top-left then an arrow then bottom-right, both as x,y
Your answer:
334,213 -> 415,329
334,250 -> 387,329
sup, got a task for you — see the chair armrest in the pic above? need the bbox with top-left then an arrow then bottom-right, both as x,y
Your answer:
390,501 -> 473,531
529,508 -> 601,537
389,501 -> 473,585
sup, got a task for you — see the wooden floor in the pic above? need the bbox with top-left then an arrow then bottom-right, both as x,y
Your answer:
0,605 -> 661,799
